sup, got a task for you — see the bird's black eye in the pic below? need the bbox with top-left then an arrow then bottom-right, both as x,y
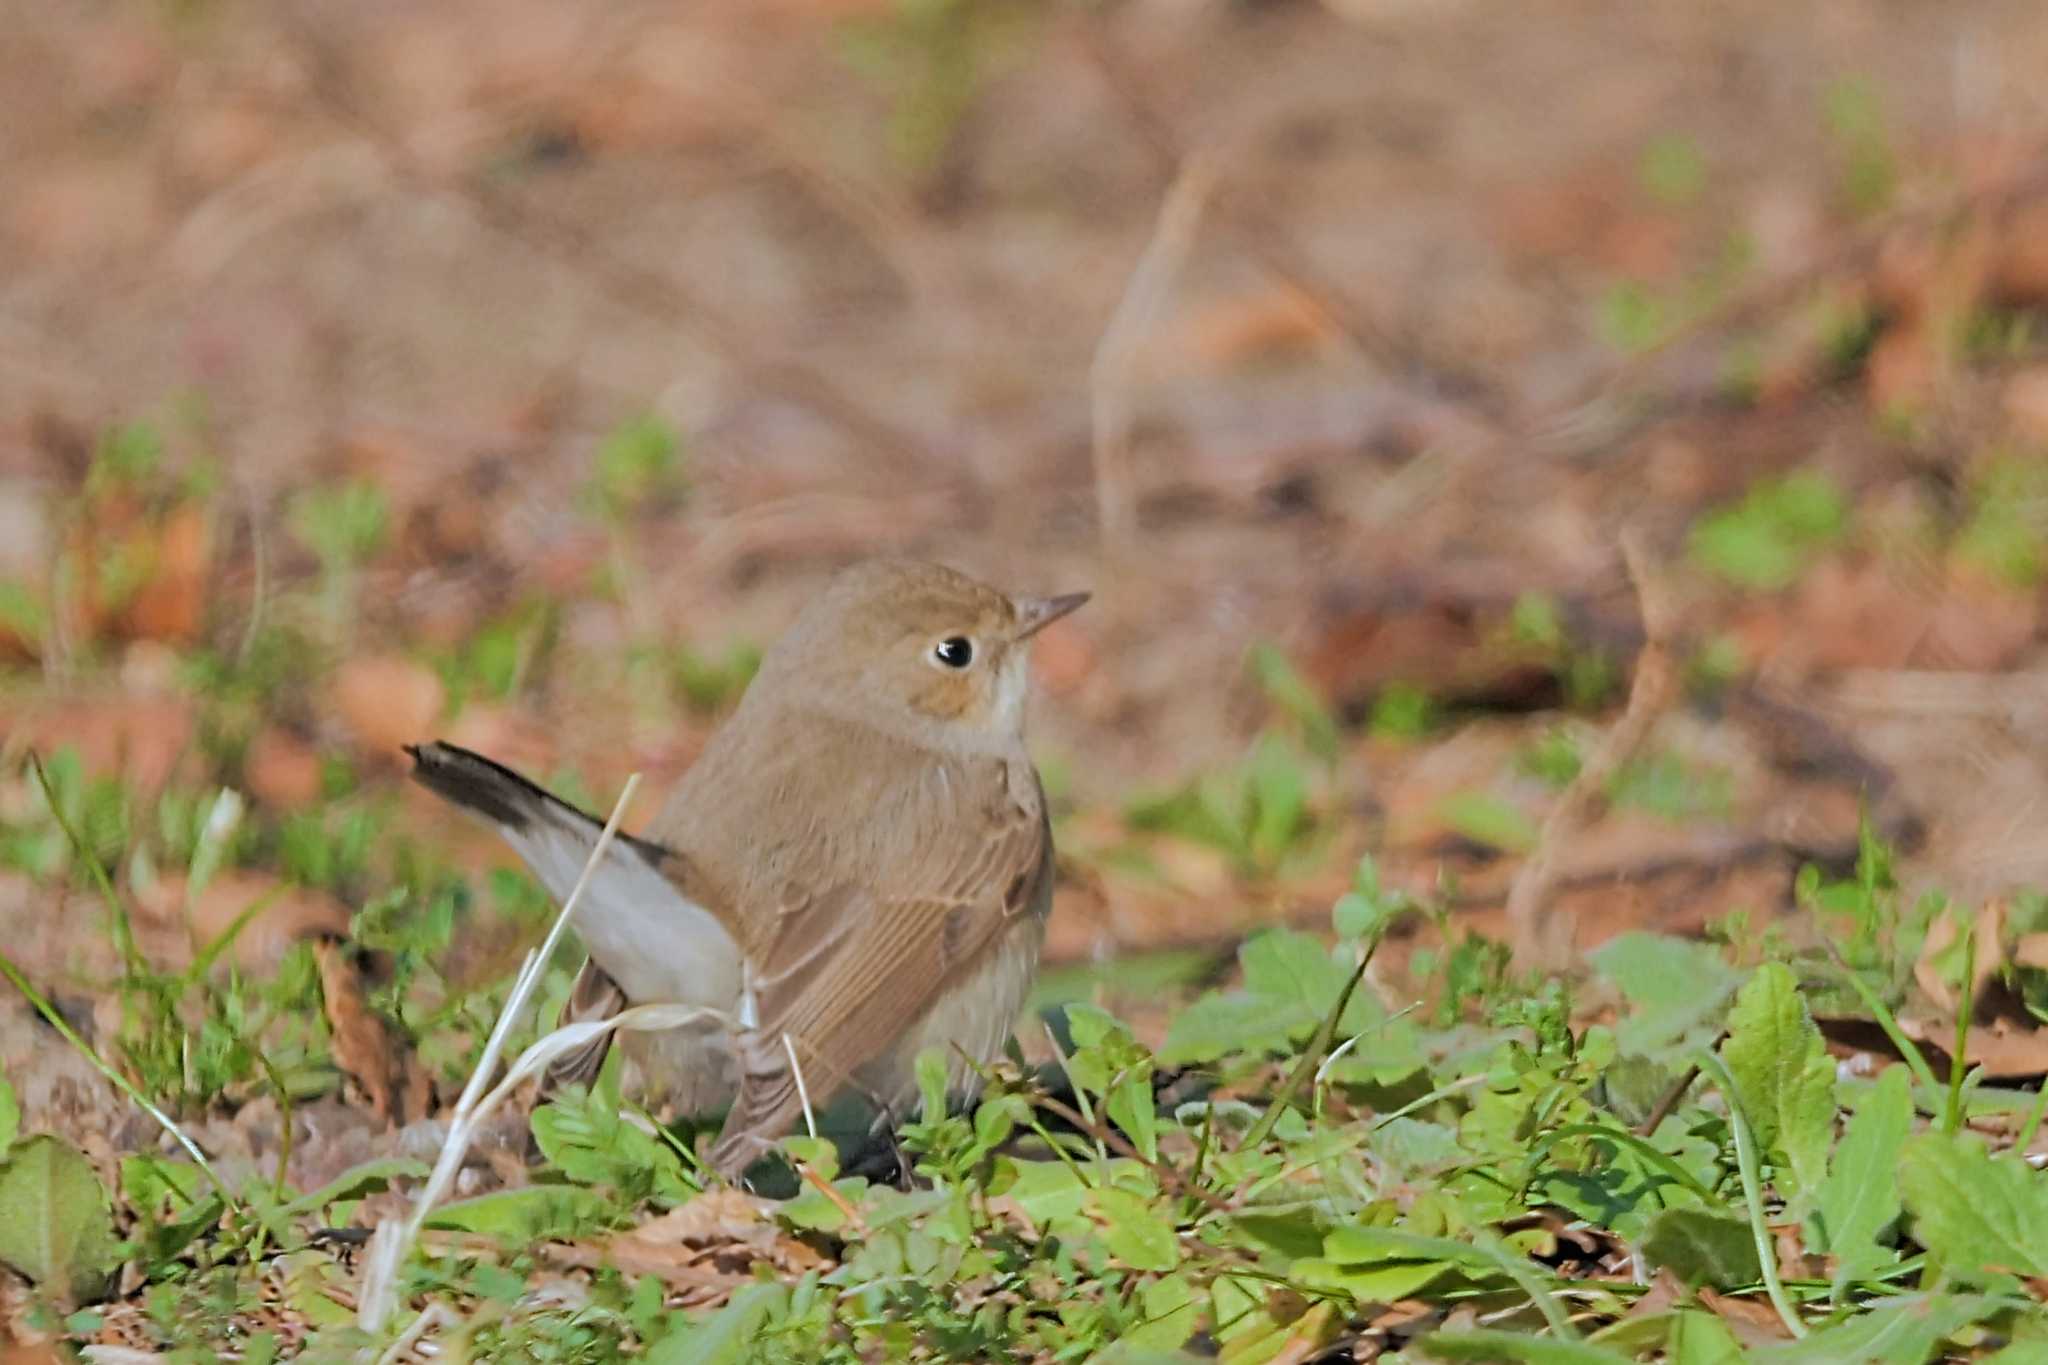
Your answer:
932,636 -> 974,669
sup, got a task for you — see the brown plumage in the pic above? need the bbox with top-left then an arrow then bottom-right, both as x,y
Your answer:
407,559 -> 1086,1179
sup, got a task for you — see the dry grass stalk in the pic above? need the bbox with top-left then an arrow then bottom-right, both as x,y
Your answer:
1090,154 -> 1219,556
356,772 -> 642,1336
1504,529 -> 1681,970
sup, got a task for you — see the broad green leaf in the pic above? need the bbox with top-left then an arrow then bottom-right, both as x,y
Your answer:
1240,930 -> 1350,1013
1721,963 -> 1835,1210
1897,1130 -> 2048,1280
1372,1118 -> 1466,1178
1664,1310 -> 1746,1365
280,1157 -> 430,1219
423,1185 -> 608,1240
0,1075 -> 17,1156
1292,1253 -> 1448,1304
1590,933 -> 1741,1056
531,1091 -> 694,1205
1419,1329 -> 1636,1364
1639,1207 -> 1762,1290
1125,1273 -> 1197,1352
1006,1158 -> 1131,1239
1984,1344 -> 2048,1365
1750,1293 -> 2003,1363
646,1280 -> 787,1365
121,1154 -> 209,1215
1091,1187 -> 1180,1271
1811,1064 -> 1910,1286
0,1135 -> 121,1303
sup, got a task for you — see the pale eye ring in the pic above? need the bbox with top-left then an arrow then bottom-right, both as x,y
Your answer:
932,636 -> 974,669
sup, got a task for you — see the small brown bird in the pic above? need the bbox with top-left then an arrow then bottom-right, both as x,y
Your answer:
407,559 -> 1086,1178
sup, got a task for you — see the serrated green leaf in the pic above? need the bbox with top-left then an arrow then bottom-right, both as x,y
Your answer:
1005,1158 -> 1121,1238
1419,1329 -> 1635,1364
1091,1187 -> 1180,1271
1812,1064 -> 1910,1287
0,1135 -> 120,1303
1157,992 -> 1315,1065
1721,963 -> 1835,1210
1897,1130 -> 2048,1280
1590,933 -> 1741,1056
1639,1207 -> 1762,1290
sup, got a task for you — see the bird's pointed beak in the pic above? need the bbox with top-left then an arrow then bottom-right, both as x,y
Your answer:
1012,591 -> 1091,640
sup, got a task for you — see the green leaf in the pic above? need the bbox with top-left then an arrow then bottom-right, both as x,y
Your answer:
1811,1064 -> 1910,1286
1435,791 -> 1538,853
1721,963 -> 1835,1211
1127,1273 -> 1197,1352
1292,1253 -> 1448,1305
1689,472 -> 1846,590
1240,930 -> 1372,1028
1248,644 -> 1338,762
0,1135 -> 121,1303
1157,992 -> 1314,1065
1749,1293 -> 2003,1363
1091,1187 -> 1180,1271
531,1088 -> 695,1205
423,1185 -> 609,1240
1420,1329 -> 1635,1364
0,1074 -> 17,1156
646,1280 -> 787,1365
1663,1310 -> 1746,1365
1897,1130 -> 2048,1280
1004,1158 -> 1112,1239
1639,1207 -> 1763,1290
280,1157 -> 431,1219
1591,933 -> 1742,1056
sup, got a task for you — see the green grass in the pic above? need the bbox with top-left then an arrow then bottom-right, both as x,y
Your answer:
6,417 -> 2048,1361
2,813 -> 2045,1361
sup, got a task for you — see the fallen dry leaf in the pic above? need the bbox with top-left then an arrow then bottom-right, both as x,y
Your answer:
617,1188 -> 775,1251
1029,617 -> 1094,698
1915,560 -> 2039,672
1900,1012 -> 2048,1080
10,695 -> 195,793
2004,365 -> 2048,445
117,501 -> 210,644
2015,933 -> 2048,971
329,653 -> 446,762
187,870 -> 351,976
243,725 -> 325,810
442,702 -> 555,778
315,939 -> 405,1125
1992,198 -> 2048,306
1697,1285 -> 1795,1345
1864,321 -> 1937,416
1914,900 -> 2005,1016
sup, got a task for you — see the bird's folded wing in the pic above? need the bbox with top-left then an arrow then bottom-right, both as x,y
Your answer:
706,782 -> 1050,1177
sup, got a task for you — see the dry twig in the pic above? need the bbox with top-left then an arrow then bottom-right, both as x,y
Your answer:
1090,154 -> 1219,554
1504,529 -> 1681,969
